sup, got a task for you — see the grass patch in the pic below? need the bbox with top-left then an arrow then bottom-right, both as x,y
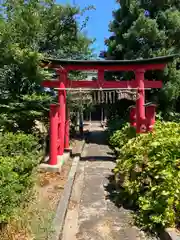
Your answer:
0,159 -> 72,240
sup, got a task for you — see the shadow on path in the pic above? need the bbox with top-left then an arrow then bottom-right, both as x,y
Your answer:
84,130 -> 109,145
104,168 -> 161,239
81,129 -> 115,162
104,174 -> 137,211
81,155 -> 116,162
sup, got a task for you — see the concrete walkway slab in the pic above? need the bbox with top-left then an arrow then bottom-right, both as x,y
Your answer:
62,123 -> 157,240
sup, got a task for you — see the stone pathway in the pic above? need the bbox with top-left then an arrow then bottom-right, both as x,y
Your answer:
62,123 -> 157,240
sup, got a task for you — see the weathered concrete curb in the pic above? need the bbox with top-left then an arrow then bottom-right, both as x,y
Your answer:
160,228 -> 180,240
49,139 -> 86,240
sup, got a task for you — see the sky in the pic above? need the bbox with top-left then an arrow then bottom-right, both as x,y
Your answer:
57,0 -> 119,55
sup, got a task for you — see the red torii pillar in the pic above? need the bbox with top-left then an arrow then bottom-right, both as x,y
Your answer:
44,70 -> 70,166
58,81 -> 66,156
135,69 -> 146,133
59,69 -> 70,152
49,104 -> 59,165
146,104 -> 156,132
65,108 -> 70,149
58,70 -> 71,158
130,70 -> 160,133
129,106 -> 136,128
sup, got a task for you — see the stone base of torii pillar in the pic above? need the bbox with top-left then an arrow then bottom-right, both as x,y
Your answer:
39,152 -> 70,173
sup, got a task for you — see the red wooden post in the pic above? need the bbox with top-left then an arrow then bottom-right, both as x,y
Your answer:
58,81 -> 66,156
65,108 -> 70,149
135,69 -> 146,133
50,104 -> 58,165
146,104 -> 156,132
129,106 -> 136,127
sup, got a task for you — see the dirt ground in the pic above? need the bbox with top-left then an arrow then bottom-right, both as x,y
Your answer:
0,139 -> 81,240
38,158 -> 72,209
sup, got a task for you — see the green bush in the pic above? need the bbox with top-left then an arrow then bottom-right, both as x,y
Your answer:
107,116 -> 127,134
0,132 -> 41,157
0,132 -> 42,223
111,121 -> 180,231
109,123 -> 136,155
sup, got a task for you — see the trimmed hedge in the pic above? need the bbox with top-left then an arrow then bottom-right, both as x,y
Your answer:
110,121 -> 180,231
0,132 -> 42,223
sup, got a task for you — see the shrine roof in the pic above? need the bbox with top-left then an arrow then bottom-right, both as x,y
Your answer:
42,55 -> 178,67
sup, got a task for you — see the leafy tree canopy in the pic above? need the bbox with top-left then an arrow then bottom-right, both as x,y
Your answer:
105,0 -> 180,115
0,0 -> 95,132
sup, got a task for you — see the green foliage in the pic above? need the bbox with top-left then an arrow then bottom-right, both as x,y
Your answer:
0,0 -> 95,226
157,111 -> 180,123
111,121 -> 180,231
107,116 -> 126,133
0,0 -> 95,134
0,132 -> 41,156
0,93 -> 52,134
106,0 -> 180,113
0,132 -> 42,224
109,123 -> 136,153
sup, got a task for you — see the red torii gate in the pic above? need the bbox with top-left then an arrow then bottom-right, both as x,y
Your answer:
42,55 -> 175,166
